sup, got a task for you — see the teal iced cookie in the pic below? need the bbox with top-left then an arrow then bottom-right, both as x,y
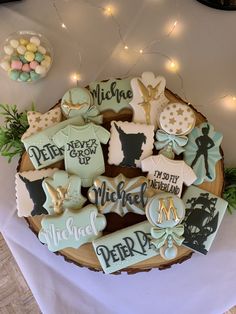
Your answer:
34,52 -> 44,63
19,55 -> 28,64
19,72 -> 30,82
30,70 -> 40,81
42,170 -> 87,215
38,205 -> 107,252
9,69 -> 20,80
183,123 -> 223,185
145,193 -> 185,228
61,87 -> 93,118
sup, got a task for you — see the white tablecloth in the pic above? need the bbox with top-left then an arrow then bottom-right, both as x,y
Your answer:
1,0 -> 236,313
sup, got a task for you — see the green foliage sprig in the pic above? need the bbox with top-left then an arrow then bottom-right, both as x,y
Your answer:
223,167 -> 236,214
0,104 -> 34,162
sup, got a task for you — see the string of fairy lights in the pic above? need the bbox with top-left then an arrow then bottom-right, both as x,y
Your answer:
50,0 -> 236,107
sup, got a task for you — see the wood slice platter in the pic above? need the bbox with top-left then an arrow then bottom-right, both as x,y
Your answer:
18,89 -> 224,274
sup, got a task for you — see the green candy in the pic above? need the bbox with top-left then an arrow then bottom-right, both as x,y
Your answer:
19,72 -> 30,82
30,70 -> 40,81
19,55 -> 28,64
34,52 -> 44,63
9,70 -> 20,80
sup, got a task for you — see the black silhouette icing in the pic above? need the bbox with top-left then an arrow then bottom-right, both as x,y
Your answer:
191,124 -> 215,179
114,123 -> 146,167
183,192 -> 219,254
19,175 -> 48,216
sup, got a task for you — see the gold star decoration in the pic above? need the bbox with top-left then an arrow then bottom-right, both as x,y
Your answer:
169,117 -> 176,125
177,108 -> 184,115
21,107 -> 62,140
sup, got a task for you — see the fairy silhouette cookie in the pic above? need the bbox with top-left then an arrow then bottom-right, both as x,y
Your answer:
130,72 -> 169,129
108,121 -> 154,168
183,123 -> 223,185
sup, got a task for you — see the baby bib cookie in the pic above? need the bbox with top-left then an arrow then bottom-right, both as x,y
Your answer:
183,123 -> 223,185
22,115 -> 85,169
21,107 -> 62,140
38,205 -> 107,252
159,103 -> 196,135
92,221 -> 157,274
108,121 -> 154,168
15,168 -> 58,217
89,78 -> 133,113
42,170 -> 87,215
182,185 -> 227,254
130,72 -> 169,129
141,154 -> 196,197
88,173 -> 154,216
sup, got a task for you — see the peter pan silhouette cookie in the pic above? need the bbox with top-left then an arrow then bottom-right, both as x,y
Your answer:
38,205 -> 107,252
130,72 -> 169,129
42,170 -> 86,215
53,123 -> 110,187
92,221 -> 157,274
145,193 -> 185,260
22,115 -> 85,169
21,107 -> 62,140
183,123 -> 223,185
141,154 -> 196,197
88,174 -> 154,216
108,121 -> 154,168
89,78 -> 133,113
61,87 -> 102,124
182,186 -> 227,254
15,168 -> 58,217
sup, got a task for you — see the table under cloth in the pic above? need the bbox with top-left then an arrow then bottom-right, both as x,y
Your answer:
0,0 -> 236,313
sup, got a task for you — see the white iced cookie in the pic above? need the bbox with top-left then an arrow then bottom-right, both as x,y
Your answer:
130,72 -> 169,129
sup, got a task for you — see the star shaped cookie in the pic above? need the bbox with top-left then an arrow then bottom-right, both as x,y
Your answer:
21,107 -> 62,140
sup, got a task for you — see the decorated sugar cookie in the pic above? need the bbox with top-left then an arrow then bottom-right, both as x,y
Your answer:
130,72 -> 169,129
183,123 -> 223,185
21,107 -> 62,140
38,205 -> 107,252
92,221 -> 158,274
15,168 -> 58,217
89,78 -> 133,113
108,121 -> 154,168
22,115 -> 85,169
141,154 -> 196,197
159,103 -> 196,135
145,193 -> 185,260
61,87 -> 102,123
88,174 -> 154,216
53,123 -> 110,187
182,186 -> 227,254
42,170 -> 87,215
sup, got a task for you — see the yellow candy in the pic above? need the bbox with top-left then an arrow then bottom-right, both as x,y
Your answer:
44,55 -> 51,63
24,51 -> 35,62
26,43 -> 37,52
19,38 -> 29,46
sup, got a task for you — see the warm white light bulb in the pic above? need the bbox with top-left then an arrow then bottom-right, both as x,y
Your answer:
104,6 -> 113,16
166,59 -> 179,72
71,73 -> 81,82
61,23 -> 67,29
174,21 -> 178,27
139,49 -> 143,54
124,45 -> 129,50
233,96 -> 236,101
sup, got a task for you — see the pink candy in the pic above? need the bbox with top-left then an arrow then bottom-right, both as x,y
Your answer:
22,63 -> 31,72
11,60 -> 22,70
30,60 -> 39,70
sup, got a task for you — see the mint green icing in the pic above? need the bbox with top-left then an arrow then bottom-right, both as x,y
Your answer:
38,205 -> 107,252
89,78 -> 133,113
22,115 -> 85,169
92,221 -> 158,274
42,170 -> 87,215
